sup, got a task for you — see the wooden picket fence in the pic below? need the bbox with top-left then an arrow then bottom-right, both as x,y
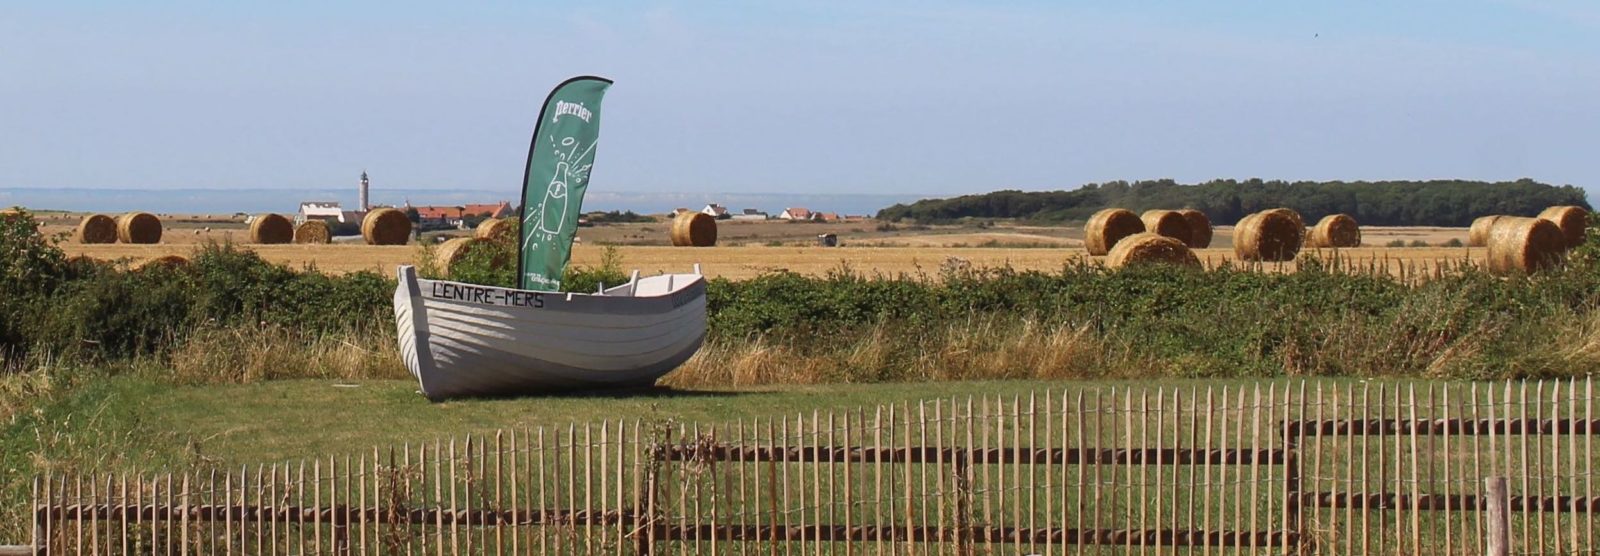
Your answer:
28,379 -> 1600,555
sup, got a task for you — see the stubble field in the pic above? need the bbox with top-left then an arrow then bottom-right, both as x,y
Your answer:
39,213 -> 1482,279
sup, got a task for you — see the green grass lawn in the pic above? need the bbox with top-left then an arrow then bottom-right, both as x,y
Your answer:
5,374 -> 1574,547
11,376 -> 1320,472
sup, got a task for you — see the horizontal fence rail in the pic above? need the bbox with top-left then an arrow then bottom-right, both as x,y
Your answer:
31,378 -> 1599,555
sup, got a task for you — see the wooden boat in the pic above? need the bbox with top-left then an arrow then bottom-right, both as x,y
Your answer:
391,76 -> 708,399
393,265 -> 707,400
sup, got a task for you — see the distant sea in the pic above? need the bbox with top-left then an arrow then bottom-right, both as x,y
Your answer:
0,188 -> 935,217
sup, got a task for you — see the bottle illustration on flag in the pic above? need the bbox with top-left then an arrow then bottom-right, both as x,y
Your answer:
537,161 -> 570,235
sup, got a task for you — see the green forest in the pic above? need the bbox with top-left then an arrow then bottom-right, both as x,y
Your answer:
876,178 -> 1590,226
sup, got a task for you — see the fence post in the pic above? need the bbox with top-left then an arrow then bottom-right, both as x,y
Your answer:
1283,418 -> 1304,555
952,449 -> 971,556
1484,477 -> 1509,556
32,474 -> 44,556
633,440 -> 661,556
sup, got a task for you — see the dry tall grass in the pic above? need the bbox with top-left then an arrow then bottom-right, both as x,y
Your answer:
661,317 -> 1147,388
0,353 -> 67,425
169,325 -> 407,384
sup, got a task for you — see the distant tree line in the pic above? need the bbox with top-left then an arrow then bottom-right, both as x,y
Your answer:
584,210 -> 653,224
875,179 -> 1591,226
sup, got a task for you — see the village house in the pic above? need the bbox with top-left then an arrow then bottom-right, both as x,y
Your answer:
463,201 -> 514,219
700,203 -> 729,219
298,201 -> 345,224
779,207 -> 813,221
731,208 -> 769,221
413,206 -> 467,227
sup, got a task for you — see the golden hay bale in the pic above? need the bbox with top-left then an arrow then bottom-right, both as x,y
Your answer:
1262,207 -> 1305,228
1176,209 -> 1212,248
293,220 -> 332,244
1233,210 -> 1304,262
1105,233 -> 1200,269
1468,215 -> 1504,247
1139,210 -> 1193,246
435,237 -> 479,269
1487,217 -> 1566,274
1083,208 -> 1145,256
74,214 -> 118,244
436,237 -> 511,273
249,213 -> 294,244
135,255 -> 189,271
1310,213 -> 1361,248
362,208 -> 412,245
475,217 -> 518,243
670,211 -> 718,247
116,212 -> 163,244
1537,205 -> 1589,249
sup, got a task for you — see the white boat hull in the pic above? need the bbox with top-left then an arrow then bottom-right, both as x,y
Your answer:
393,266 -> 707,400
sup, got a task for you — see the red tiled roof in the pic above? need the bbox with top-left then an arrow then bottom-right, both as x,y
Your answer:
414,206 -> 465,219
464,202 -> 513,218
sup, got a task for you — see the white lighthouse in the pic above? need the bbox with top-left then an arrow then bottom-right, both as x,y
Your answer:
359,170 -> 370,211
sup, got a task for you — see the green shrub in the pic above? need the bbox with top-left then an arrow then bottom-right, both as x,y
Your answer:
6,215 -> 1600,383
2,241 -> 393,364
427,234 -> 627,293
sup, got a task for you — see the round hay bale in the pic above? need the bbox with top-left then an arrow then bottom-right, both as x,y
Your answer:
1537,205 -> 1589,249
670,211 -> 718,247
74,214 -> 118,244
1083,208 -> 1146,256
1262,207 -> 1305,228
116,212 -> 163,244
1106,233 -> 1200,269
1468,215 -> 1504,247
362,208 -> 412,245
435,237 -> 480,270
1310,214 -> 1361,248
1487,217 -> 1566,274
1176,209 -> 1212,248
1233,210 -> 1304,262
1139,210 -> 1193,246
249,213 -> 294,244
436,236 -> 511,273
475,217 -> 518,243
136,255 -> 189,271
293,220 -> 332,244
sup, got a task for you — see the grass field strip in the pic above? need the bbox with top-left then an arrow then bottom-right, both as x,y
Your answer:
29,379 -> 1598,555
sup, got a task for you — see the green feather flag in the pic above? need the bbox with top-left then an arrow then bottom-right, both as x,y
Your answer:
517,76 -> 612,291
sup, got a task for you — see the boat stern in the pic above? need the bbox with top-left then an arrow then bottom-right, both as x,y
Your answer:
393,266 -> 443,400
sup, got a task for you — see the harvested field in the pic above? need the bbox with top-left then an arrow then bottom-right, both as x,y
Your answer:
59,241 -> 1488,280
36,210 -> 1483,279
852,232 -> 1080,247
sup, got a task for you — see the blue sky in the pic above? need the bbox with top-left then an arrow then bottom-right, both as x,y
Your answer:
3,1 -> 1597,199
